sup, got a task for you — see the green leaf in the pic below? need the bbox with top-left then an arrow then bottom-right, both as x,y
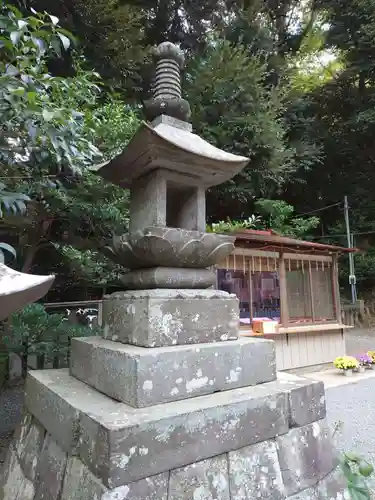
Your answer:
10,30 -> 22,45
5,64 -> 18,76
50,35 -> 61,56
57,32 -> 70,50
358,462 -> 374,478
31,36 -> 45,53
348,484 -> 371,500
49,14 -> 59,26
42,109 -> 55,122
57,28 -> 76,44
341,460 -> 356,483
26,91 -> 37,104
11,87 -> 26,96
17,20 -> 28,29
345,453 -> 362,463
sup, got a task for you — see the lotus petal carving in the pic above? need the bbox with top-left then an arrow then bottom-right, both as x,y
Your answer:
108,227 -> 235,269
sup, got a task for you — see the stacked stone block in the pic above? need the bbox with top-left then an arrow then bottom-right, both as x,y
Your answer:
1,368 -> 348,500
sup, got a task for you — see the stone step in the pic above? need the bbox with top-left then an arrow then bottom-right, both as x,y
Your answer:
25,369 -> 326,488
69,336 -> 276,407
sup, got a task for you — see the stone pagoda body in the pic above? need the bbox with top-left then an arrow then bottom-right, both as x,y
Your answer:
1,43 -> 347,500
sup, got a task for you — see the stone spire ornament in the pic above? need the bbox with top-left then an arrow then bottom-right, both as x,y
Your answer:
144,42 -> 191,123
2,42 -> 348,500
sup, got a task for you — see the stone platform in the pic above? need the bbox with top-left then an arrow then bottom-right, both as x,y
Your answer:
0,370 -> 349,500
69,336 -> 276,406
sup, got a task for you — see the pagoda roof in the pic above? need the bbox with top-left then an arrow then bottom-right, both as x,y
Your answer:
0,264 -> 54,320
92,119 -> 250,188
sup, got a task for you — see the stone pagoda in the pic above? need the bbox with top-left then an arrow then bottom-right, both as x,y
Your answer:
1,43 -> 347,500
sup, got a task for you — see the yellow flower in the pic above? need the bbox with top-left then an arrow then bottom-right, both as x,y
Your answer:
334,356 -> 359,370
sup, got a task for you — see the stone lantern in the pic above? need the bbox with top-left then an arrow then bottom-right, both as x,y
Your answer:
1,43 -> 347,500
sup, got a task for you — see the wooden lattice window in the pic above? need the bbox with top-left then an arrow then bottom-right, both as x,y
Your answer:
285,258 -> 335,324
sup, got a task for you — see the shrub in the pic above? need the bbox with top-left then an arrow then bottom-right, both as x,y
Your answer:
3,303 -> 97,375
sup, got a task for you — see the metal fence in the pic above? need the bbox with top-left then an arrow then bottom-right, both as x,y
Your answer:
44,300 -> 103,328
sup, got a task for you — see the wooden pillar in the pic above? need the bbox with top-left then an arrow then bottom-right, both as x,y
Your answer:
332,255 -> 341,322
308,263 -> 316,322
279,252 -> 289,327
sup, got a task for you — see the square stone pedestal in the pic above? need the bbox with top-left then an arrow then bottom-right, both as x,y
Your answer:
101,289 -> 239,347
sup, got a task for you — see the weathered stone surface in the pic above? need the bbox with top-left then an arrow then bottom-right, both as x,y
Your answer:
80,386 -> 287,486
169,454 -> 230,500
0,445 -> 35,500
111,227 -> 235,269
228,440 -> 285,500
13,412 -> 32,456
34,435 -> 67,500
17,417 -> 45,481
120,267 -> 216,289
61,457 -> 107,500
277,419 -> 338,496
169,185 -> 206,232
26,370 -> 288,487
276,373 -> 326,428
129,170 -> 167,233
102,289 -> 239,347
101,473 -> 168,500
315,467 -> 350,500
287,468 -> 350,500
25,371 -> 81,453
70,336 -> 276,407
94,121 -> 249,192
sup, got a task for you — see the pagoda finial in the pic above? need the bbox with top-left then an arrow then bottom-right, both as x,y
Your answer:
144,42 -> 191,123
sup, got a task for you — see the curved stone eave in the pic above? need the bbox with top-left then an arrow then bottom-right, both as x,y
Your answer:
0,264 -> 55,320
144,121 -> 250,165
90,120 -> 250,188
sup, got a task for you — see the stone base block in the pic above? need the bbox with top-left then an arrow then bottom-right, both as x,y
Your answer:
70,336 -> 276,407
121,267 -> 216,289
1,409 -> 347,500
277,419 -> 339,496
102,289 -> 239,347
25,369 -> 289,487
277,372 -> 326,427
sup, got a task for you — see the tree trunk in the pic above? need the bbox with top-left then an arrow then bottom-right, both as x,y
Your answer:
21,244 -> 39,273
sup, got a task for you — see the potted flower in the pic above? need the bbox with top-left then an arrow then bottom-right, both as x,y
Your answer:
334,356 -> 359,376
367,351 -> 375,369
356,354 -> 372,373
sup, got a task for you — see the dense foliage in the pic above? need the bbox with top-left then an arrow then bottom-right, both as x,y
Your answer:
3,303 -> 96,375
2,0 -> 375,297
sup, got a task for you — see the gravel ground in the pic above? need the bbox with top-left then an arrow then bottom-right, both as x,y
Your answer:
346,327 -> 375,356
326,377 -> 375,489
0,385 -> 24,467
